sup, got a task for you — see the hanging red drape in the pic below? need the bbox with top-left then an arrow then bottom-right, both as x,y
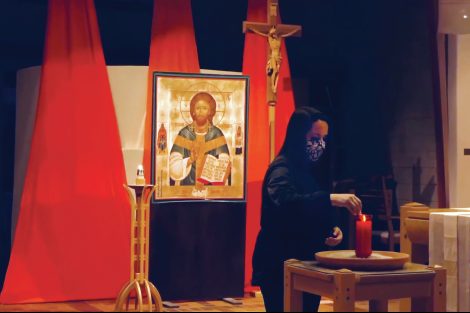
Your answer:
142,0 -> 200,181
0,0 -> 130,304
243,0 -> 296,290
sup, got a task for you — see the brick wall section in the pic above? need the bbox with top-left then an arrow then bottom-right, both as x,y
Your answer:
382,2 -> 439,208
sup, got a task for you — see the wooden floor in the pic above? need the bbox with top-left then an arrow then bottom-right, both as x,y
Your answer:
0,297 -> 402,312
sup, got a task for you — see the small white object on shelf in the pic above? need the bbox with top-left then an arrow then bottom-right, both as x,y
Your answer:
136,165 -> 146,186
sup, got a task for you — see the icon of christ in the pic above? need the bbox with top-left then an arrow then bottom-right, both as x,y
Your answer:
169,92 -> 231,189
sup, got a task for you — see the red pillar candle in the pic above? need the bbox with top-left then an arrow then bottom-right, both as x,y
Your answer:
355,214 -> 372,258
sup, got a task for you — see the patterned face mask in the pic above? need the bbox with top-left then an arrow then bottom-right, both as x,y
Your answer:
306,137 -> 326,162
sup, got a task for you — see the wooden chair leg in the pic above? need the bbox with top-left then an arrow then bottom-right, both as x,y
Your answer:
431,266 -> 446,312
333,269 -> 356,312
284,261 -> 303,312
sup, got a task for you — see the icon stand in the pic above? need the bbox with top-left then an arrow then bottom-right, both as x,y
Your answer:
115,184 -> 163,312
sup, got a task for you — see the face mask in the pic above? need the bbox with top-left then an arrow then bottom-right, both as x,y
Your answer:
306,138 -> 326,162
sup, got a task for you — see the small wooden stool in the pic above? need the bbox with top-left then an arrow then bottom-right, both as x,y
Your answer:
284,260 -> 446,312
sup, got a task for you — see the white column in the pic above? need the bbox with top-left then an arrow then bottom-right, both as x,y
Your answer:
447,35 -> 470,207
13,67 -> 41,240
439,0 -> 470,207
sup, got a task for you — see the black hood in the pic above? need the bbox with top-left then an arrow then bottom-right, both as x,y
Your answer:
278,106 -> 330,165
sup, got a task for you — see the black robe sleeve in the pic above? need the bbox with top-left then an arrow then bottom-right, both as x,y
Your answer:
264,163 -> 339,242
267,166 -> 331,213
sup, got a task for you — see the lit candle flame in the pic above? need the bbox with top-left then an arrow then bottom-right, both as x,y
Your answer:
361,214 -> 367,222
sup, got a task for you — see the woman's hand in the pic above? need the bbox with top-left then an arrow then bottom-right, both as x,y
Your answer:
325,227 -> 343,247
330,194 -> 362,216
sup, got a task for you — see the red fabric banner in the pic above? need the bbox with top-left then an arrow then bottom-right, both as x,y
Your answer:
143,0 -> 200,181
0,0 -> 130,304
243,0 -> 296,290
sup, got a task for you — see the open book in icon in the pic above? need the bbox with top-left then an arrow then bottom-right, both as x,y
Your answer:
197,154 -> 231,186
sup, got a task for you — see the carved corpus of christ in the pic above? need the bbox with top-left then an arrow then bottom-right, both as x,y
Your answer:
248,25 -> 302,96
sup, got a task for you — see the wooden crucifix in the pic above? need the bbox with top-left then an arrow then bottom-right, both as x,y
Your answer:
243,0 -> 302,161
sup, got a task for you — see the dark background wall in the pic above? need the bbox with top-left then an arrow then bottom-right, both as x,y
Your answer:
375,1 -> 439,208
0,0 -> 438,290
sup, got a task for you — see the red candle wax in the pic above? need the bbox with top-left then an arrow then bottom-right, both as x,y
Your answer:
355,214 -> 372,258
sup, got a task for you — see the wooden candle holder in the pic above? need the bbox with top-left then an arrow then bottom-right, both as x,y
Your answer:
115,185 -> 163,312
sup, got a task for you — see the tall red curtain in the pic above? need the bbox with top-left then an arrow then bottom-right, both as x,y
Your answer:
143,0 -> 200,181
243,0 -> 296,290
0,0 -> 130,304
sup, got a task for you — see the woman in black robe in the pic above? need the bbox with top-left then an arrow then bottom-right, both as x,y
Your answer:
252,107 -> 362,312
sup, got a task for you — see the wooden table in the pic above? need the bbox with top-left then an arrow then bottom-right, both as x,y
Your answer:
284,260 -> 446,312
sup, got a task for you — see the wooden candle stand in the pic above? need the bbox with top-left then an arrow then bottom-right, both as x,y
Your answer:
115,184 -> 163,312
